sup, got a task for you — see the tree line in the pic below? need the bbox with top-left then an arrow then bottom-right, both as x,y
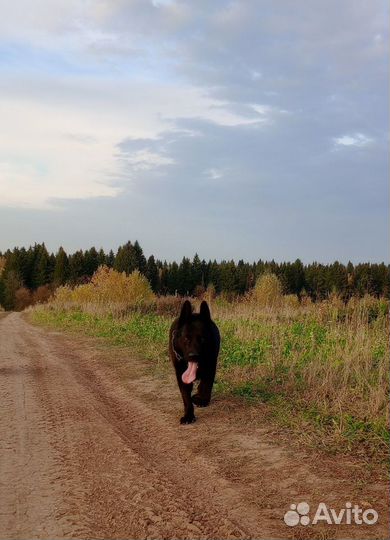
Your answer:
0,241 -> 389,310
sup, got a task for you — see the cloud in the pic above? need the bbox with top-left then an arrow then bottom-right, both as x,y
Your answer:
121,149 -> 175,172
0,74 -> 267,209
0,95 -> 122,209
204,168 -> 223,180
333,133 -> 374,148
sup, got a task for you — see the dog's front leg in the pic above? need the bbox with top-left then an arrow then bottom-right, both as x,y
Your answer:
175,371 -> 195,424
192,362 -> 216,407
192,378 -> 213,407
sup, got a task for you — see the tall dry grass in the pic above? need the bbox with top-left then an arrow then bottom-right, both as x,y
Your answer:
206,292 -> 389,444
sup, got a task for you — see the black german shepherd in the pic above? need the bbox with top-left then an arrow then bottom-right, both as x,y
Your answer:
169,300 -> 220,424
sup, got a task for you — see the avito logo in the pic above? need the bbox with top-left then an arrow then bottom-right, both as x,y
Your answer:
284,501 -> 378,527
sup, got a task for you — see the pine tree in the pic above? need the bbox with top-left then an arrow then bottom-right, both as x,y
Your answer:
167,261 -> 179,294
31,243 -> 50,289
106,250 -> 115,268
97,248 -> 106,267
177,257 -> 192,295
53,247 -> 69,286
133,240 -> 146,274
370,263 -> 388,297
208,260 -> 221,293
191,254 -> 203,291
305,263 -> 328,300
68,250 -> 85,284
84,247 -> 99,277
219,260 -> 237,293
145,255 -> 159,292
236,259 -> 250,294
114,242 -> 135,274
329,261 -> 348,297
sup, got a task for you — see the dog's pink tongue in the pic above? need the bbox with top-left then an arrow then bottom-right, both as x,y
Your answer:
182,361 -> 198,384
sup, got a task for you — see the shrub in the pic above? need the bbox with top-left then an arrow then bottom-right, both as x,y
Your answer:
52,266 -> 155,314
252,273 -> 283,307
14,287 -> 32,311
154,295 -> 183,316
32,285 -> 53,305
90,266 -> 154,305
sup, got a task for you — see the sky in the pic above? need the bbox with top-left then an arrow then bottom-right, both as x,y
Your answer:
0,0 -> 388,263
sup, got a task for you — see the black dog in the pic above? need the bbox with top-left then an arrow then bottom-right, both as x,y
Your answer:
169,300 -> 220,424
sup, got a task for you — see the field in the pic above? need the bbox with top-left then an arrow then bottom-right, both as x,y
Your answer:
31,268 -> 389,462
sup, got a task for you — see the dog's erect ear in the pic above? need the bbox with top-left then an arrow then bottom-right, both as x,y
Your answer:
199,300 -> 211,321
178,300 -> 192,326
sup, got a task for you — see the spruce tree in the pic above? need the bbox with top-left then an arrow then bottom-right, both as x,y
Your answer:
177,257 -> 192,295
133,240 -> 146,274
31,243 -> 50,289
68,250 -> 85,284
114,242 -> 135,274
53,247 -> 69,286
191,254 -> 203,291
97,248 -> 106,267
106,250 -> 115,268
145,255 -> 159,291
84,247 -> 99,277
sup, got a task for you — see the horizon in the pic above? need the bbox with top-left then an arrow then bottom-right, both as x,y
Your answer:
0,1 -> 388,263
1,240 -> 388,267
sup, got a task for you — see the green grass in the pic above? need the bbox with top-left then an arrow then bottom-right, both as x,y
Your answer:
31,305 -> 389,460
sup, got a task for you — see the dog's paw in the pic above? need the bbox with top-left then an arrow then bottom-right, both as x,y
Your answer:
180,414 -> 196,424
192,394 -> 210,407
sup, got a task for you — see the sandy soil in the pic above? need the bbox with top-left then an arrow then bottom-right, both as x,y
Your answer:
0,312 -> 388,539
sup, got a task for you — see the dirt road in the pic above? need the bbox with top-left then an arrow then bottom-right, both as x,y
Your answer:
0,312 -> 388,539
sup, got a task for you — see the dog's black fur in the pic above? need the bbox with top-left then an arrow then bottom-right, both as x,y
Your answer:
169,300 -> 220,424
